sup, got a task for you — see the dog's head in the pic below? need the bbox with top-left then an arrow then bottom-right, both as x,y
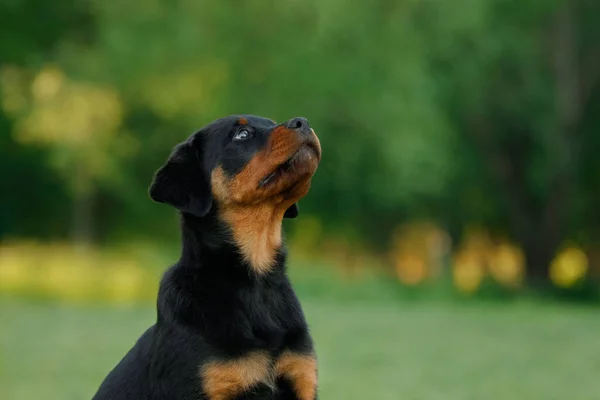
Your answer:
149,115 -> 321,271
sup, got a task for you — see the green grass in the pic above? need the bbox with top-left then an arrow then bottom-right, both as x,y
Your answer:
1,298 -> 598,400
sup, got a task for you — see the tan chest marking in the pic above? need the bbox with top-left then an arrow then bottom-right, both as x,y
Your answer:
200,351 -> 275,400
275,352 -> 318,400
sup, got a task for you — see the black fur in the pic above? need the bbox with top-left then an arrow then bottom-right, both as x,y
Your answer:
92,115 -> 316,400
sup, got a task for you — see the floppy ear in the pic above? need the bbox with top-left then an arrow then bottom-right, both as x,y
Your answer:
149,137 -> 213,217
283,203 -> 299,219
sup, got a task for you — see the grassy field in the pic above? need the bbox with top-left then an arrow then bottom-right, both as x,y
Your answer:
1,297 -> 598,400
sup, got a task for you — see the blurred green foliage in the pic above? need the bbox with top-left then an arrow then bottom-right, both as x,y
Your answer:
1,0 -> 600,288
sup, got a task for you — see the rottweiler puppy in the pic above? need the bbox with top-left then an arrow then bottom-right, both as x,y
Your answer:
92,115 -> 321,400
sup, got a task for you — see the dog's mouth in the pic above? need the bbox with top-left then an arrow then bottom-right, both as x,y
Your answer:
259,142 -> 320,188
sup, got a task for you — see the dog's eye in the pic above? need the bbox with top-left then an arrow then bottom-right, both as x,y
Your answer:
233,129 -> 251,141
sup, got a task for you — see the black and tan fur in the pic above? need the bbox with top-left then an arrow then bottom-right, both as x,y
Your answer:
92,115 -> 321,400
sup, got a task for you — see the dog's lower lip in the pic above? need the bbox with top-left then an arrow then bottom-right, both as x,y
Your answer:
258,143 -> 318,188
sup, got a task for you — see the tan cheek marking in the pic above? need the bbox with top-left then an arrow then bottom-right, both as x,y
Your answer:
211,167 -> 230,203
200,351 -> 275,400
229,155 -> 269,204
275,352 -> 318,400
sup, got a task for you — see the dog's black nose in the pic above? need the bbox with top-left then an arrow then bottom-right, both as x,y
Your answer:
286,117 -> 310,133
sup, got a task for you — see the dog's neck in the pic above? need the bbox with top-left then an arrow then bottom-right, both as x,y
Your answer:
179,205 -> 286,275
219,202 -> 287,274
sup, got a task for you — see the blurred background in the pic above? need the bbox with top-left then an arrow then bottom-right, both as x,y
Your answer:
1,0 -> 600,399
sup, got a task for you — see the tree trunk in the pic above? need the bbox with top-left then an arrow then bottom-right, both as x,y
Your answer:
520,1 -> 582,287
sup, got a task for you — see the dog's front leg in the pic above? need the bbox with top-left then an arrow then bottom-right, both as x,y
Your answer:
274,351 -> 318,400
200,351 -> 276,400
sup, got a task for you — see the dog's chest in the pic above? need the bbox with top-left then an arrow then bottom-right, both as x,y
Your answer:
198,290 -> 312,399
200,349 -> 317,400
240,286 -> 292,348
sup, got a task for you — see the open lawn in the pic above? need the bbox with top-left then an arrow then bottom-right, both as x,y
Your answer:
0,298 -> 598,400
